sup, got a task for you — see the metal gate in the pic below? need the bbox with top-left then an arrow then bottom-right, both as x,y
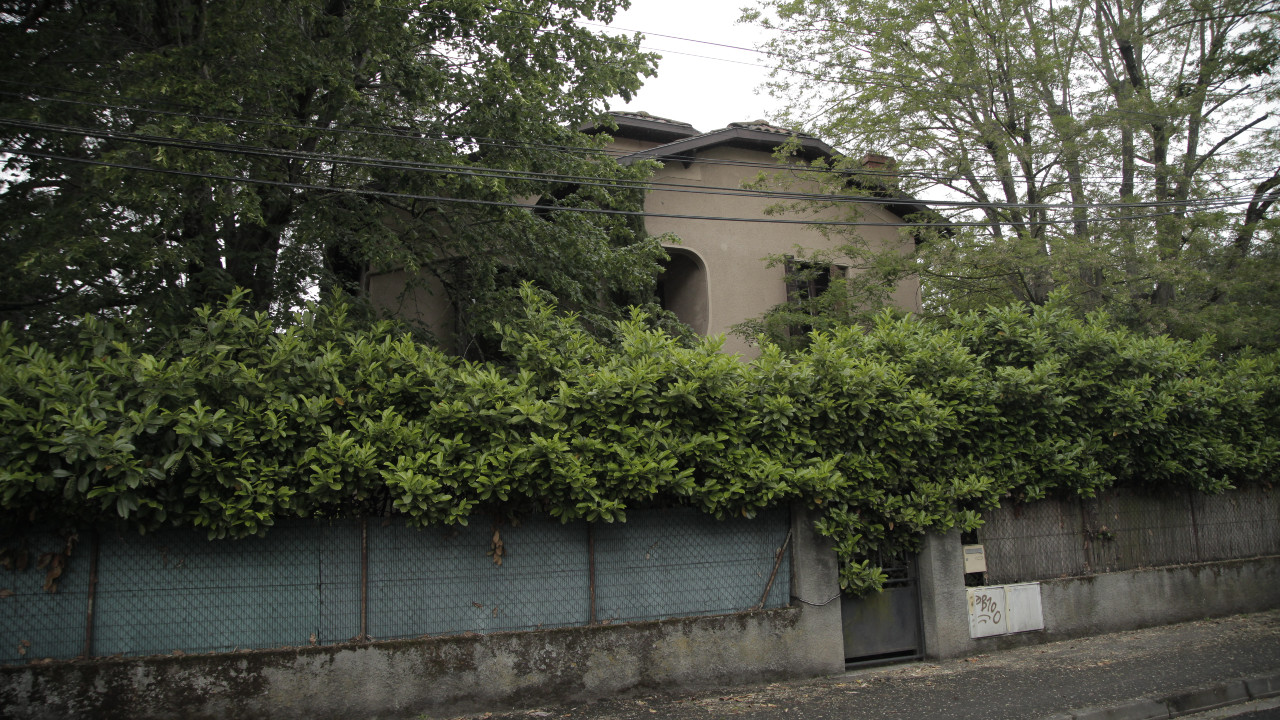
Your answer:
839,557 -> 922,666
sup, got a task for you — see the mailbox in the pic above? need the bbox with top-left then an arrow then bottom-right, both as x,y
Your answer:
962,544 -> 987,573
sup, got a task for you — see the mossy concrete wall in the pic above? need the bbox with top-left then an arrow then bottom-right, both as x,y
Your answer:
0,606 -> 837,720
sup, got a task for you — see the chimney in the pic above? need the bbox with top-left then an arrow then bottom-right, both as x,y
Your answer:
860,153 -> 895,171
859,153 -> 897,188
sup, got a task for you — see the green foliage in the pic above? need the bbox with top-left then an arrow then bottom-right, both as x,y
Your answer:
731,247 -> 913,352
2,289 -> 1277,594
0,0 -> 665,351
747,0 -> 1280,353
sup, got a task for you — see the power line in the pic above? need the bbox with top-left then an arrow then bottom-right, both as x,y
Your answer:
4,85 -> 1275,192
4,76 -> 1273,187
583,12 -> 1264,129
1,115 -> 1263,215
2,144 -> 1255,228
5,3 -> 1273,189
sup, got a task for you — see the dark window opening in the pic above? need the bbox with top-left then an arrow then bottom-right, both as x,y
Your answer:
785,257 -> 846,337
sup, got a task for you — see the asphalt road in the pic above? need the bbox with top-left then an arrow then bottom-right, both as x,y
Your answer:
445,610 -> 1280,720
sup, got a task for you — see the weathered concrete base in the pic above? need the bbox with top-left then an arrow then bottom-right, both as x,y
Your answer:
917,531 -> 1280,658
1036,556 -> 1280,639
0,606 -> 833,720
788,504 -> 845,675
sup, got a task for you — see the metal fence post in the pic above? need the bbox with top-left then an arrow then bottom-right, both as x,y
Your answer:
82,529 -> 100,658
587,522 -> 597,625
360,518 -> 369,641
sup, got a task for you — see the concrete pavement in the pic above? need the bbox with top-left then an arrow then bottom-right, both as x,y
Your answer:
448,609 -> 1280,720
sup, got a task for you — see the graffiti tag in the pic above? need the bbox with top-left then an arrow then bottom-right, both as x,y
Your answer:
972,591 -> 1002,625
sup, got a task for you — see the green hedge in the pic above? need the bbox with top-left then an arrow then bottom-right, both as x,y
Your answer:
2,287 -> 1276,593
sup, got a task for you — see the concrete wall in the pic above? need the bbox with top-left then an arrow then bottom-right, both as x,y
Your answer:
1,608 -> 823,720
788,505 -> 846,674
0,507 -> 844,719
917,530 -> 1280,659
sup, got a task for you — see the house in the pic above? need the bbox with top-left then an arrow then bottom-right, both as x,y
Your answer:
365,111 -> 927,357
595,111 -> 928,357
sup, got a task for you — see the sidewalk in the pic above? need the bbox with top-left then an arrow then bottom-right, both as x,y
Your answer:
452,609 -> 1280,720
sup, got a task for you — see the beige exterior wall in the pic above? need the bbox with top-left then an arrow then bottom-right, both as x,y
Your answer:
643,144 -> 920,358
365,135 -> 922,357
364,268 -> 456,347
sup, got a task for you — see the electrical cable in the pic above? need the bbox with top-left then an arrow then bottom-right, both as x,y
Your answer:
2,144 -> 1257,227
3,83 -> 1274,187
792,592 -> 842,607
3,115 -> 1261,214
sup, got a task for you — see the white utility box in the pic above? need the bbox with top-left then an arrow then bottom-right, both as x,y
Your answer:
967,583 -> 1044,638
1004,582 -> 1046,633
966,586 -> 1007,638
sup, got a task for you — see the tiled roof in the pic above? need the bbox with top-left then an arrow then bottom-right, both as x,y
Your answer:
610,111 -> 698,131
725,120 -> 816,138
619,121 -> 832,166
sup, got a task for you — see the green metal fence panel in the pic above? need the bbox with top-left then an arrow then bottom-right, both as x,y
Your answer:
2,509 -> 791,664
0,532 -> 89,664
366,517 -> 590,639
593,507 -> 790,623
317,520 -> 363,645
91,520 -> 357,657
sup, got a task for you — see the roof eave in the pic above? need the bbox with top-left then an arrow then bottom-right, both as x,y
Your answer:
581,114 -> 701,144
615,126 -> 937,225
618,127 -> 837,166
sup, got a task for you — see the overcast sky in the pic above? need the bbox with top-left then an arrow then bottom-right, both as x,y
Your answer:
601,0 -> 783,134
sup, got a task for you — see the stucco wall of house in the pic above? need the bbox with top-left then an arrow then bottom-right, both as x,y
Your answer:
641,144 -> 920,357
363,268 -> 456,346
363,133 -> 922,357
604,135 -> 666,154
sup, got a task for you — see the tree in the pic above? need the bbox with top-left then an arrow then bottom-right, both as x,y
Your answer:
746,0 -> 1280,351
0,0 -> 666,352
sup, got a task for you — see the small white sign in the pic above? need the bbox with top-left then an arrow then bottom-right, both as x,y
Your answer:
967,586 -> 1007,638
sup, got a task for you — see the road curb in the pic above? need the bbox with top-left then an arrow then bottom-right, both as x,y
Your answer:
1065,671 -> 1280,720
1245,673 -> 1280,700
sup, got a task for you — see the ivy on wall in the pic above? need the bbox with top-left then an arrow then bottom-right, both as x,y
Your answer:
2,287 -> 1277,594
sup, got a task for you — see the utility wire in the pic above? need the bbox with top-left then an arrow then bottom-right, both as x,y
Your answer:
532,7 -> 1273,129
2,84 -> 1273,192
7,74 -> 1269,184
3,83 -> 1274,187
2,145 -> 1257,228
1,116 -> 1262,214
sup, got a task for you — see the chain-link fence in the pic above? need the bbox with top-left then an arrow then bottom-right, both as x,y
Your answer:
978,486 -> 1280,584
1,508 -> 790,665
